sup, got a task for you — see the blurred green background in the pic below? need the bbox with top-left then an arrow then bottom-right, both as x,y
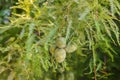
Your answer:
0,0 -> 120,80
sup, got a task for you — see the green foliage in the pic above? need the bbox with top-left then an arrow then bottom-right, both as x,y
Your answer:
0,0 -> 120,80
